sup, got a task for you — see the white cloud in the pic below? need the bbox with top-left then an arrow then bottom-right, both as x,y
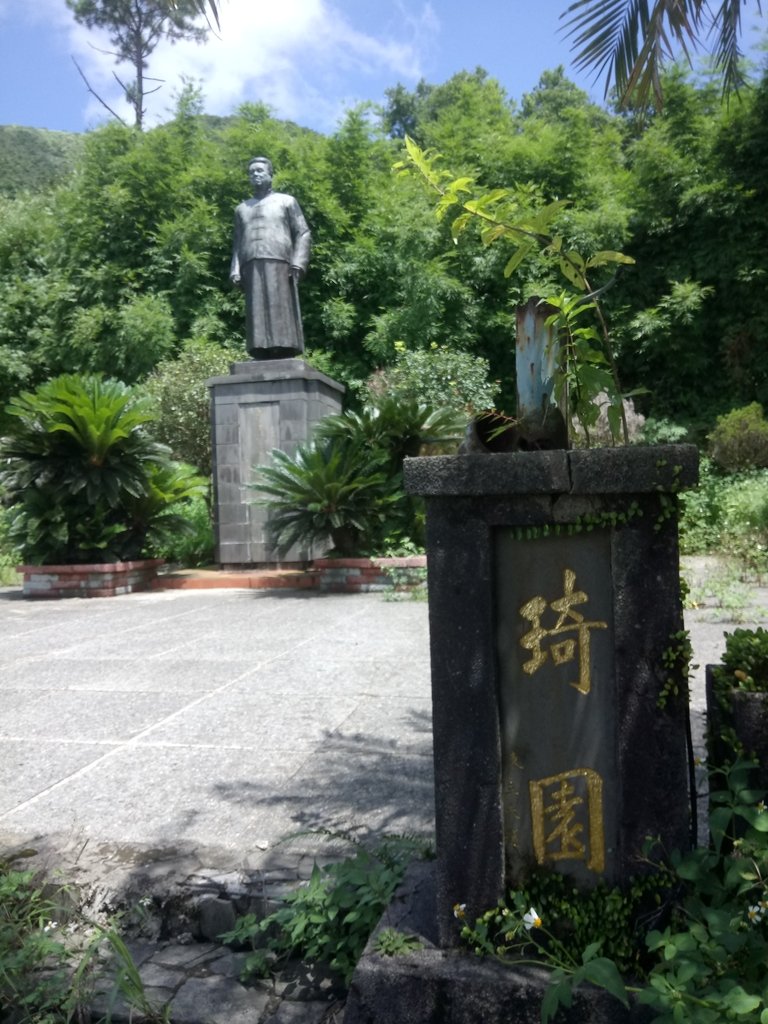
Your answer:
58,0 -> 434,131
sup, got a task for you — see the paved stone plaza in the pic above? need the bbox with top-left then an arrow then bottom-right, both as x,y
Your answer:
0,566 -> 766,1022
0,589 -> 435,869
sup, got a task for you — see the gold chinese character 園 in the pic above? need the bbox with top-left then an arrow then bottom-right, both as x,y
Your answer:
529,769 -> 605,873
519,569 -> 607,694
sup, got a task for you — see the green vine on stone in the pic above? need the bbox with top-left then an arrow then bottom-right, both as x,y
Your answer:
219,833 -> 431,986
509,502 -> 643,542
373,927 -> 424,956
658,629 -> 695,710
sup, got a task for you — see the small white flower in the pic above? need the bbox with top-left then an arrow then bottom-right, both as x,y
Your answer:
758,801 -> 767,814
748,904 -> 763,924
523,907 -> 542,930
453,902 -> 466,920
43,921 -> 58,932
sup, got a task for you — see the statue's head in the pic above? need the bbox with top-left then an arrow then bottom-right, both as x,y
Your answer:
248,156 -> 273,175
248,156 -> 273,195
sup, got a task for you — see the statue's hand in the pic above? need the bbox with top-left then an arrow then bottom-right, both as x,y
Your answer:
230,273 -> 242,288
289,266 -> 304,281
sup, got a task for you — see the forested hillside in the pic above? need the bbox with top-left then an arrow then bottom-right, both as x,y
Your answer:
1,65 -> 766,435
0,126 -> 84,197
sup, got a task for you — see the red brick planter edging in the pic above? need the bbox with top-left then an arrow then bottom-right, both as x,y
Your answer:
18,559 -> 165,599
312,555 -> 427,593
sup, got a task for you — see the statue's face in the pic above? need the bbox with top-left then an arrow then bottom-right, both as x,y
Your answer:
249,161 -> 272,191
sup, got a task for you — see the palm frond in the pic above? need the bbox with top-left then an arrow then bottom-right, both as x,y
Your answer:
709,0 -> 759,96
561,0 -> 708,107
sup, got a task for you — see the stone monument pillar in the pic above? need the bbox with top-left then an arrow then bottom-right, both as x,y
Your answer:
207,358 -> 344,566
404,445 -> 699,947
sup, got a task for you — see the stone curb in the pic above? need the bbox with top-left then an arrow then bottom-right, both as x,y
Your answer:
89,938 -> 346,1024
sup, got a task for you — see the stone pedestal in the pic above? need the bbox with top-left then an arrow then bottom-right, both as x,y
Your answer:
404,445 -> 699,948
207,358 -> 344,566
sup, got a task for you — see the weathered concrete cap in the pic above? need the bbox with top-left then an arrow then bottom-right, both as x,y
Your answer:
568,444 -> 699,493
403,451 -> 570,496
404,444 -> 698,496
207,358 -> 345,392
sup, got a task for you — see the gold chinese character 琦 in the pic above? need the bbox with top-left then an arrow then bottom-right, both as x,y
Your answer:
529,769 -> 605,873
520,569 -> 607,694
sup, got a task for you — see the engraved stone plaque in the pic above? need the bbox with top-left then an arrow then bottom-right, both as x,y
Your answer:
495,529 -> 616,885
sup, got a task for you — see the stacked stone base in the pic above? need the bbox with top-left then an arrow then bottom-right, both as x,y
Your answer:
19,559 -> 165,598
346,862 -> 653,1024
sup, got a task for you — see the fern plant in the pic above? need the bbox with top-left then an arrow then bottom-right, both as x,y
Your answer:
253,439 -> 399,557
0,374 -> 206,564
253,396 -> 462,557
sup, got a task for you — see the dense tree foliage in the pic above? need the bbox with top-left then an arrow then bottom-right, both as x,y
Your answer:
0,62 -> 766,447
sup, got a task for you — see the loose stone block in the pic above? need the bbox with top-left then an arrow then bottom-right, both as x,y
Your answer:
197,895 -> 237,941
169,976 -> 269,1023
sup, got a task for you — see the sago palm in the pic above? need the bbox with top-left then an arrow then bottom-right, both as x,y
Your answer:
253,440 -> 400,557
1,374 -> 168,508
0,374 -> 198,564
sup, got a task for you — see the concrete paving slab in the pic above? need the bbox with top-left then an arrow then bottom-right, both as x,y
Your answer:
0,659 -> 253,693
0,690 -> 194,742
226,658 -> 432,697
0,740 -> 110,814
276,747 -> 435,837
1,744 -> 313,848
328,697 -> 433,754
139,694 -> 363,749
0,590 -> 435,885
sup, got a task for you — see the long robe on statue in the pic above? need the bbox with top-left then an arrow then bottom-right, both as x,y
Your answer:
230,190 -> 311,358
241,258 -> 304,354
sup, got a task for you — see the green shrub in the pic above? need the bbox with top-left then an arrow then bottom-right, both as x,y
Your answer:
144,337 -> 239,476
365,343 -> 499,416
710,402 -> 768,472
220,835 -> 429,986
718,627 -> 768,692
254,396 -> 463,556
460,761 -> 768,1024
314,395 -> 465,465
253,439 -> 399,557
64,293 -> 177,383
0,374 -> 207,564
0,860 -> 72,1018
149,492 -> 214,566
678,458 -> 729,554
678,460 -> 768,572
0,505 -> 20,585
638,417 -> 690,445
461,868 -> 669,979
0,855 -> 172,1021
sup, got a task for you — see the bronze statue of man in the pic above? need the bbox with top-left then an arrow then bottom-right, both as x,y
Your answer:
230,157 -> 311,359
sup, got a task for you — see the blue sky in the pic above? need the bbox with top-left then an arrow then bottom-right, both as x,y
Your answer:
0,0 -> 613,134
1,1 -> 765,136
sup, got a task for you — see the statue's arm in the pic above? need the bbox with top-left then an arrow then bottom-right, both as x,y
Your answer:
229,210 -> 242,286
288,199 -> 311,275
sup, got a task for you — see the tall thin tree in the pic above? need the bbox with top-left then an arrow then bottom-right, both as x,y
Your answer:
67,0 -> 208,129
